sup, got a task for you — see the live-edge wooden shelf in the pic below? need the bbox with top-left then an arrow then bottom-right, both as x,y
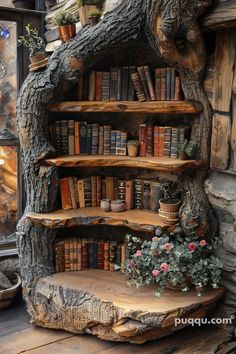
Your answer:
48,100 -> 202,114
46,155 -> 203,173
27,208 -> 165,232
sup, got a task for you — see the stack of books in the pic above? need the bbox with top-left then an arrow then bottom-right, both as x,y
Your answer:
59,176 -> 163,213
49,121 -> 127,156
54,237 -> 128,273
79,65 -> 182,102
139,125 -> 190,158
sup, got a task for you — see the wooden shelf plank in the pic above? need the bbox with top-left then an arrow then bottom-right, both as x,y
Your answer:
27,208 -> 165,232
46,155 -> 203,172
34,270 -> 224,343
48,100 -> 202,114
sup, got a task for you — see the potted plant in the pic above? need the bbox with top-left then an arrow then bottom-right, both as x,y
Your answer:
125,230 -> 223,297
53,11 -> 78,43
159,180 -> 181,213
88,8 -> 102,26
77,0 -> 105,27
18,24 -> 47,71
177,139 -> 199,160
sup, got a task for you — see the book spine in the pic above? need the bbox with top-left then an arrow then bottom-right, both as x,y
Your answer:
61,120 -> 68,155
128,66 -> 136,101
101,179 -> 106,200
68,120 -> 75,156
94,240 -> 98,269
87,123 -> 92,155
170,68 -> 175,100
60,178 -> 73,210
102,72 -> 110,101
137,66 -> 151,101
146,125 -> 154,157
104,241 -> 110,271
166,67 -> 171,100
73,177 -> 79,208
91,123 -> 99,155
154,126 -> 159,157
116,244 -> 122,267
139,124 -> 147,157
143,180 -> 151,211
115,130 -> 121,155
105,177 -> 115,200
130,72 -> 146,102
95,72 -> 103,101
134,179 -> 143,210
110,67 -> 118,101
118,180 -> 126,203
98,126 -> 104,155
117,68 -> 122,101
103,125 -> 111,155
55,120 -> 62,155
69,237 -> 74,271
73,237 -> 78,271
109,241 -> 117,271
164,126 -> 172,157
74,121 -> 80,155
160,68 -> 167,101
88,239 -> 95,269
55,241 -> 65,273
88,70 -> 96,101
125,180 -> 134,210
68,176 -> 77,209
121,243 -> 126,273
77,239 -> 82,270
81,239 -> 88,270
120,131 -> 127,156
170,127 -> 179,159
79,122 -> 87,155
98,240 -> 104,269
84,177 -> 92,207
96,176 -> 101,207
144,65 -> 156,101
174,75 -> 182,100
78,179 -> 85,208
91,176 -> 97,207
158,127 -> 165,157
111,130 -> 117,155
64,239 -> 70,272
121,66 -> 129,101
155,68 -> 161,101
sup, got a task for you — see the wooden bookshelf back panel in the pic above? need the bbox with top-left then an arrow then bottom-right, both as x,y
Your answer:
46,155 -> 204,172
48,101 -> 202,114
27,208 -> 165,231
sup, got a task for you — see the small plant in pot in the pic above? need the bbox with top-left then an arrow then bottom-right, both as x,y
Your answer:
88,8 -> 102,26
18,24 -> 47,71
159,180 -> 181,213
177,139 -> 199,160
53,11 -> 78,43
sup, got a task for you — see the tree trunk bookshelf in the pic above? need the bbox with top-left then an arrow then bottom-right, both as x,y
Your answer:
16,0 -> 223,345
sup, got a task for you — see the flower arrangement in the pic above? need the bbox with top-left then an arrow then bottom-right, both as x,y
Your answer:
125,227 -> 223,297
53,10 -> 78,26
18,24 -> 45,57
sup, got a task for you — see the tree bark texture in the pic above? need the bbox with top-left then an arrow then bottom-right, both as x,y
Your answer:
16,0 -> 216,339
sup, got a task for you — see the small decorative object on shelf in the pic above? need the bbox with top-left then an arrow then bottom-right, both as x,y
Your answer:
125,228 -> 224,297
18,24 -> 48,72
127,140 -> 139,157
177,139 -> 199,160
77,0 -> 104,27
53,11 -> 78,43
100,199 -> 111,212
88,9 -> 102,26
111,199 -> 125,212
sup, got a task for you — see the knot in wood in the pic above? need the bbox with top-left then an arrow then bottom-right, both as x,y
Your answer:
117,104 -> 127,111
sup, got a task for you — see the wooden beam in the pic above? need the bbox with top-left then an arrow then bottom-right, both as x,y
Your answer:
48,101 -> 202,114
202,0 -> 236,31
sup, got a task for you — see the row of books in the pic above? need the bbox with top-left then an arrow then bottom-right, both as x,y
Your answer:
139,125 -> 189,159
80,66 -> 182,102
60,176 -> 163,212
49,121 -> 127,156
55,237 -> 128,273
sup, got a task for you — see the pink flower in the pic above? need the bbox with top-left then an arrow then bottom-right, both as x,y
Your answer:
152,236 -> 158,242
152,269 -> 160,277
199,240 -> 206,247
136,250 -> 142,257
130,259 -> 135,269
188,243 -> 196,252
160,263 -> 169,272
164,243 -> 174,252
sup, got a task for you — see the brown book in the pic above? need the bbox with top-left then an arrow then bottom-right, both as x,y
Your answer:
96,176 -> 101,207
158,127 -> 165,157
98,125 -> 104,155
55,240 -> 65,273
139,123 -> 147,157
73,177 -> 79,208
91,176 -> 97,207
104,241 -> 110,271
146,125 -> 154,156
137,66 -> 151,101
110,67 -> 118,101
95,71 -> 103,101
64,238 -> 71,272
68,120 -> 75,156
174,75 -> 182,100
164,126 -> 172,157
155,68 -> 161,101
154,126 -> 160,157
88,70 -> 96,101
60,178 -> 73,210
73,237 -> 78,271
144,66 -> 156,101
105,176 -> 115,200
160,68 -> 167,101
77,239 -> 82,270
74,121 -> 80,155
125,180 -> 134,210
130,72 -> 146,102
69,237 -> 74,271
68,177 -> 77,209
78,179 -> 85,208
81,238 -> 88,270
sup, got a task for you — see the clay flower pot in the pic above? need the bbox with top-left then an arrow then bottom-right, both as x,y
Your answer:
28,52 -> 48,72
58,24 -> 76,43
30,52 -> 46,64
159,198 -> 181,213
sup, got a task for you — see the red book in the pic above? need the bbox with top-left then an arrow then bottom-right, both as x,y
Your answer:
95,72 -> 103,101
154,126 -> 160,157
59,178 -> 73,210
139,124 -> 147,157
81,239 -> 88,270
98,240 -> 104,269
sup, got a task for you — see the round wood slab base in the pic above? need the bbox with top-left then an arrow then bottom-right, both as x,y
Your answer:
32,270 -> 224,344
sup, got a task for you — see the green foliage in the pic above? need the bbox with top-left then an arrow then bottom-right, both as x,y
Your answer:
53,10 -> 78,26
125,227 -> 225,297
77,0 -> 105,9
18,23 -> 44,57
177,139 -> 199,159
160,179 -> 180,200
